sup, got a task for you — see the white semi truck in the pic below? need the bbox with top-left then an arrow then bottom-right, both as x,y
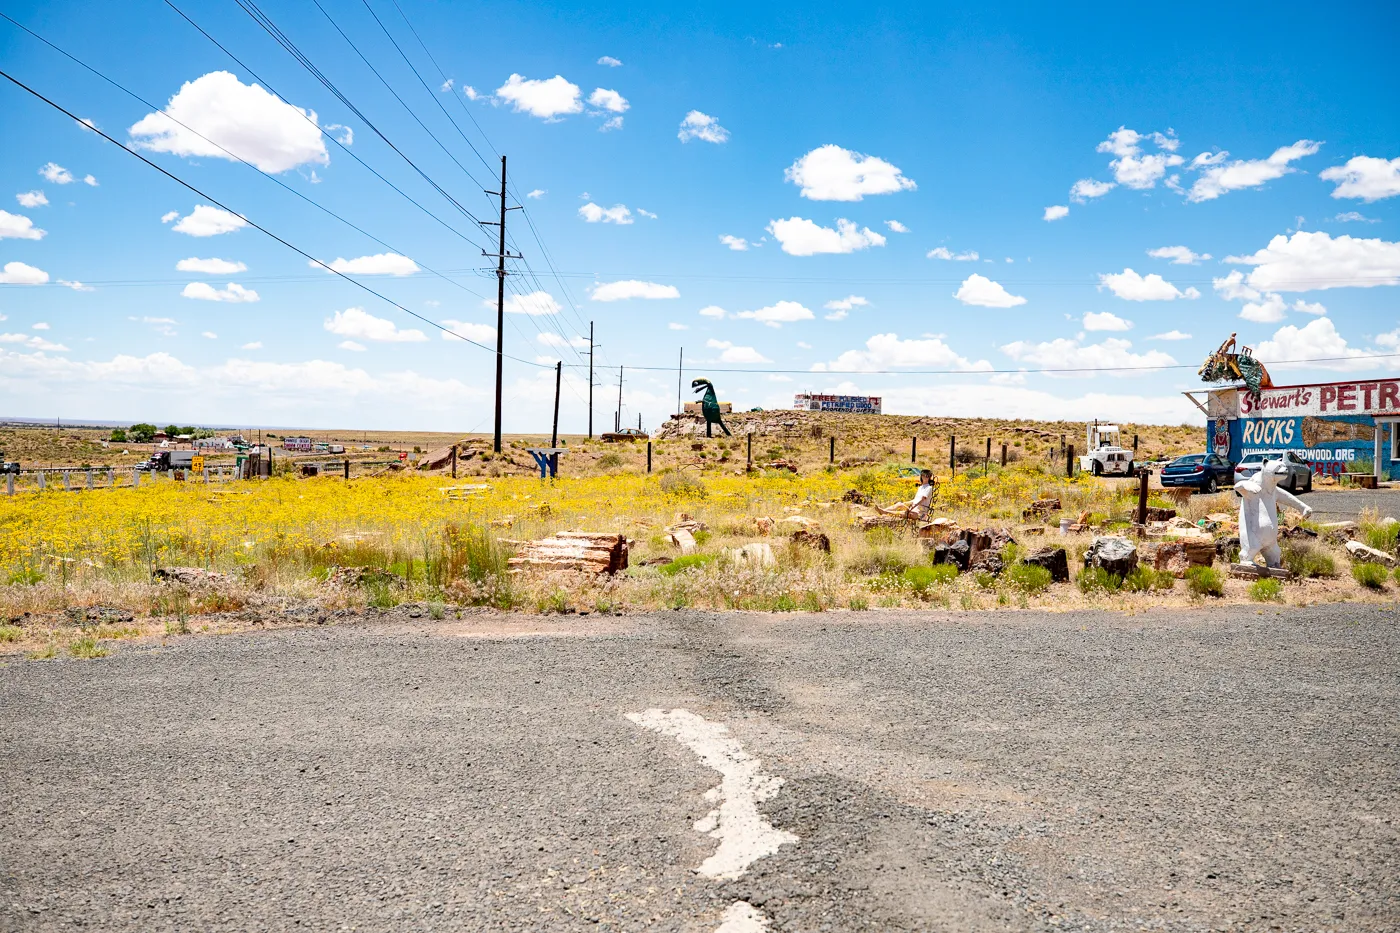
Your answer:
1078,422 -> 1135,476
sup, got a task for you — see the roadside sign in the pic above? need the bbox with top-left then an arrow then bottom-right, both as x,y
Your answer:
191,455 -> 205,472
398,451 -> 408,462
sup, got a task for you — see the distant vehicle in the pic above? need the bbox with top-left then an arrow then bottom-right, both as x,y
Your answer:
1079,422 -> 1135,476
1,461 -> 19,475
601,428 -> 648,442
1160,453 -> 1234,493
1234,450 -> 1313,493
141,450 -> 196,472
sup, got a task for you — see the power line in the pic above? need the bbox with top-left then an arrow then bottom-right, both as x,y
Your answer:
0,66 -> 547,367
0,10 -> 489,305
160,0 -> 489,254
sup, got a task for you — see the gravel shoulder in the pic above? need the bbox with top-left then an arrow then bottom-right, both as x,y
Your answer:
2,606 -> 1397,932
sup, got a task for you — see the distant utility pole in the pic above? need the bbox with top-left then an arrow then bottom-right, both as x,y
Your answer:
615,365 -> 624,433
482,155 -> 520,453
588,321 -> 595,440
676,348 -> 684,417
551,361 -> 562,449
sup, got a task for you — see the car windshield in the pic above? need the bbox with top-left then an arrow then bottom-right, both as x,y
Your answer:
1171,455 -> 1205,465
1240,452 -> 1281,463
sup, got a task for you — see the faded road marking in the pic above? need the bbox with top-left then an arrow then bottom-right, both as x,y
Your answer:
715,900 -> 771,932
627,708 -> 798,879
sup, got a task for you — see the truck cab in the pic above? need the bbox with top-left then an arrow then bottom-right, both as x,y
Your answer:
1078,422 -> 1135,477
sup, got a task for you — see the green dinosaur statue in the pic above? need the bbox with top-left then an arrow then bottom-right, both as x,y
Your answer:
691,378 -> 731,437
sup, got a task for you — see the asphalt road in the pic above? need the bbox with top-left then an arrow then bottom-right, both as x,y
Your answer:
3,606 -> 1397,932
1297,488 -> 1400,521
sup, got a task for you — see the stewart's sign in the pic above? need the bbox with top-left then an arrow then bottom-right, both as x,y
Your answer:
1239,380 -> 1400,417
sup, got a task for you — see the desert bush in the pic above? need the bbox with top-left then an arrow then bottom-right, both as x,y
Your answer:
1077,566 -> 1122,593
67,636 -> 108,659
1004,562 -> 1052,594
658,554 -> 717,576
849,547 -> 912,577
1123,566 -> 1174,592
1359,510 -> 1399,553
0,624 -> 21,643
902,564 -> 957,594
597,453 -> 624,470
954,446 -> 980,465
1249,578 -> 1284,602
659,471 -> 707,500
1352,562 -> 1388,590
1186,566 -> 1224,598
1282,543 -> 1336,578
847,595 -> 870,611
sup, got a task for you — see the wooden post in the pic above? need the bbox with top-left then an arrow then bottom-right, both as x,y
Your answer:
647,441 -> 653,473
1067,444 -> 1075,478
108,468 -> 114,487
949,436 -> 956,469
984,437 -> 991,475
1000,443 -> 1008,467
1136,467 -> 1150,525
450,446 -> 457,479
86,470 -> 93,490
1133,433 -> 1140,452
5,474 -> 12,496
1060,434 -> 1066,456
746,433 -> 753,472
63,472 -> 71,492
132,470 -> 139,489
911,437 -> 917,463
829,436 -> 835,464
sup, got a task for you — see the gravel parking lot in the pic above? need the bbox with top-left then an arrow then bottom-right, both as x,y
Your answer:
2,606 -> 1397,932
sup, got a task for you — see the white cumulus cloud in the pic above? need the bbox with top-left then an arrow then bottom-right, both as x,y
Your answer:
677,111 -> 728,143
1043,204 -> 1069,221
1083,311 -> 1132,331
1321,156 -> 1400,202
170,205 -> 247,237
318,253 -> 421,276
587,88 -> 628,113
1147,245 -> 1210,265
0,261 -> 48,285
324,308 -> 427,342
0,333 -> 69,352
813,333 -> 990,373
1212,269 -> 1260,302
441,319 -> 496,343
590,280 -> 679,301
885,220 -> 909,233
927,246 -> 979,261
177,257 -> 247,274
495,290 -> 563,315
1255,317 -> 1378,371
706,338 -> 769,363
579,202 -> 633,224
766,217 -> 886,256
824,295 -> 868,313
39,163 -> 74,184
128,71 -> 328,173
16,191 -> 47,208
1224,230 -> 1400,292
1098,268 -> 1199,301
0,210 -> 44,240
1071,179 -> 1116,202
953,274 -> 1026,308
784,145 -> 916,201
1150,330 -> 1192,341
495,74 -> 583,119
182,282 -> 259,303
719,235 -> 749,251
1187,140 -> 1321,202
699,305 -> 726,319
1293,298 -> 1327,315
597,56 -> 623,67
526,189 -> 546,199
734,300 -> 814,328
1095,127 -> 1183,190
1239,293 -> 1287,323
1000,336 -> 1176,377
338,340 -> 366,351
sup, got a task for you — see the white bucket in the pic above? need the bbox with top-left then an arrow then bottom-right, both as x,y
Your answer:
1059,517 -> 1071,535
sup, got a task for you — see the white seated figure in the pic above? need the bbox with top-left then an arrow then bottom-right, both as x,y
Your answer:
1235,458 -> 1313,568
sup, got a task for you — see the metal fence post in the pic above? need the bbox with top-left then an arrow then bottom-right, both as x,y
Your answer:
108,468 -> 114,487
63,472 -> 71,492
5,474 -> 12,496
38,471 -> 45,491
86,470 -> 93,490
133,469 -> 140,489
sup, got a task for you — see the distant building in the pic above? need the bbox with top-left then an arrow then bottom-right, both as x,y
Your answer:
794,393 -> 882,414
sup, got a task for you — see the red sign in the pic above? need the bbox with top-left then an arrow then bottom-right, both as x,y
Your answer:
398,451 -> 408,462
1239,379 -> 1400,417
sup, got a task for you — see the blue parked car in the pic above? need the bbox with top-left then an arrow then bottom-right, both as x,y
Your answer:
1160,453 -> 1234,493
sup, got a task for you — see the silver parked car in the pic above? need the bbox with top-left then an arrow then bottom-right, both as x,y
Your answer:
1233,450 -> 1314,493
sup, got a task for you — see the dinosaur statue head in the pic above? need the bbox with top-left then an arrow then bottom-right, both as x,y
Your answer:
691,378 -> 714,395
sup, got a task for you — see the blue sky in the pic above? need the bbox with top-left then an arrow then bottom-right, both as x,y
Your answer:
1,0 -> 1398,431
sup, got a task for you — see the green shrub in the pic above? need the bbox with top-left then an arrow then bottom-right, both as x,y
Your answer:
1282,543 -> 1336,578
0,624 -> 22,643
903,564 -> 958,593
973,571 -> 998,590
1123,566 -> 1175,592
658,553 -> 717,575
1076,566 -> 1122,593
1186,566 -> 1224,597
850,547 -> 911,576
1004,562 -> 1053,594
847,595 -> 870,611
1249,578 -> 1284,602
7,566 -> 43,586
692,530 -> 712,546
68,636 -> 108,659
659,471 -> 707,500
1361,519 -> 1399,554
773,593 -> 797,612
597,452 -> 624,470
1352,562 -> 1388,590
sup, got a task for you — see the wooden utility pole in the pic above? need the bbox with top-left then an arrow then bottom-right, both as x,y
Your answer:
551,361 -> 561,448
911,437 -> 917,463
483,156 -> 520,454
615,366 -> 624,433
587,321 -> 595,440
676,348 -> 684,418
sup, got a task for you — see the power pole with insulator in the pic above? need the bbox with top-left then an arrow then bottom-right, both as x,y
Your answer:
482,155 -> 521,454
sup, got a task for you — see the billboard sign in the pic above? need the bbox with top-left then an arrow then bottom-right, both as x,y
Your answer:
1238,379 -> 1400,418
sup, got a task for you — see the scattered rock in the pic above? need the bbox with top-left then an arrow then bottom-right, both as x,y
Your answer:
1345,540 -> 1397,567
841,489 -> 871,505
764,459 -> 798,473
1216,536 -> 1241,558
1023,546 -> 1069,582
326,566 -> 405,588
727,542 -> 776,568
778,515 -> 821,531
934,539 -> 972,571
1320,521 -> 1358,545
1144,506 -> 1177,522
668,528 -> 698,554
154,567 -> 228,586
790,529 -> 832,553
1085,536 -> 1138,577
63,606 -> 135,626
969,551 -> 1004,576
508,532 -> 629,575
638,556 -> 674,567
1023,497 -> 1061,518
